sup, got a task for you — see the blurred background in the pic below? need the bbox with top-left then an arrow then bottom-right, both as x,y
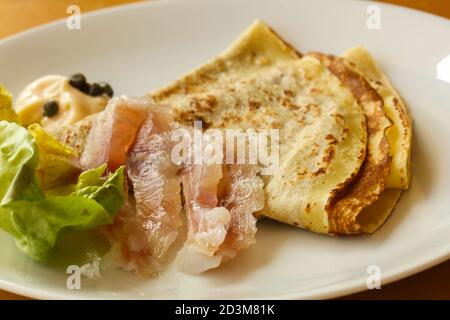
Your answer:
1,0 -> 449,39
0,0 -> 448,300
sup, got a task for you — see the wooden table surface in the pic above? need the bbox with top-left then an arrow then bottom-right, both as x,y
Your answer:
0,0 -> 449,300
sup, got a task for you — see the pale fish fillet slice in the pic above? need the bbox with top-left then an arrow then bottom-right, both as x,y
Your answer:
86,97 -> 182,276
80,96 -> 148,171
102,200 -> 159,276
176,130 -> 264,274
126,108 -> 183,267
217,163 -> 264,261
176,162 -> 232,274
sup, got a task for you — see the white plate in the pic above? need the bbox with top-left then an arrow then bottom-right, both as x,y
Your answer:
0,0 -> 449,300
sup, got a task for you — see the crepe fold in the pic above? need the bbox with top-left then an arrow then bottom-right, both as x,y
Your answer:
151,20 -> 412,235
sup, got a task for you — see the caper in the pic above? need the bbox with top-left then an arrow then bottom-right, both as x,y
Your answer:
69,73 -> 87,92
43,100 -> 59,117
68,74 -> 113,98
98,82 -> 114,98
89,83 -> 102,97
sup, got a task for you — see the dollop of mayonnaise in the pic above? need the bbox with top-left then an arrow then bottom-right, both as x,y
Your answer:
15,75 -> 108,132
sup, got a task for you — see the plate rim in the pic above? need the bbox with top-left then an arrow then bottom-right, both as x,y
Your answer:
1,0 -> 450,46
0,245 -> 448,300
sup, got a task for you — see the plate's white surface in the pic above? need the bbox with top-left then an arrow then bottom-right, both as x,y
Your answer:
0,0 -> 449,300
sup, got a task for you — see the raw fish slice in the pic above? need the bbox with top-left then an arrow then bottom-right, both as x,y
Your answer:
126,107 -> 183,264
80,96 -> 148,171
86,98 -> 182,275
102,200 -> 158,276
218,164 -> 264,261
176,162 -> 231,274
176,131 -> 264,274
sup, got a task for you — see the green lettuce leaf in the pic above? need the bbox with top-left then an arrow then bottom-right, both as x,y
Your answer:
0,196 -> 112,261
0,121 -> 126,262
73,165 -> 125,215
0,121 -> 39,205
0,84 -> 18,123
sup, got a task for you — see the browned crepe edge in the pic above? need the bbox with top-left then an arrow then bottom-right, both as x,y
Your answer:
310,53 -> 392,235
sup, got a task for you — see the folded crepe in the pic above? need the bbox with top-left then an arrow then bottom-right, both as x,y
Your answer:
54,20 -> 411,236
339,46 -> 412,233
341,46 -> 412,190
151,20 -> 411,235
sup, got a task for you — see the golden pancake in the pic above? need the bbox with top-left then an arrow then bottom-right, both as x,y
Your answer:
341,46 -> 412,190
152,20 -> 369,234
309,53 -> 392,234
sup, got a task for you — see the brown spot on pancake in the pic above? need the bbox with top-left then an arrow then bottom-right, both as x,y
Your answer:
322,146 -> 336,164
325,134 -> 338,143
313,167 -> 327,176
393,97 -> 411,131
301,103 -> 321,118
284,90 -> 295,97
334,114 -> 345,122
305,203 -> 311,213
249,100 -> 261,110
